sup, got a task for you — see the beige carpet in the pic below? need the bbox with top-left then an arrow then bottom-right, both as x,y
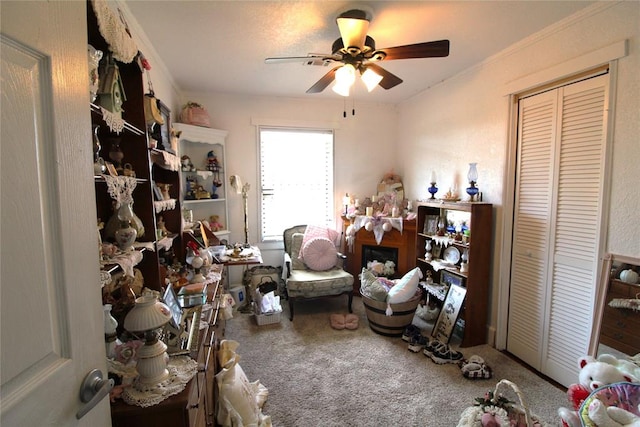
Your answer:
224,296 -> 567,426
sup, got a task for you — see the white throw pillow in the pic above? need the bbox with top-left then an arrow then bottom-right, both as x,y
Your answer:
302,237 -> 337,271
387,267 -> 422,304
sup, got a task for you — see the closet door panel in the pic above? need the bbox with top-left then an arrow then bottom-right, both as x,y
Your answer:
544,76 -> 608,386
507,91 -> 557,369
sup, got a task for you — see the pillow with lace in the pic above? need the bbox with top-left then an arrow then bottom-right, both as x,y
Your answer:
302,237 -> 337,271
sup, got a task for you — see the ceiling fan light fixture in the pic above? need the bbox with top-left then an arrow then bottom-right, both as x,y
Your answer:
361,67 -> 383,92
332,64 -> 356,96
336,12 -> 369,50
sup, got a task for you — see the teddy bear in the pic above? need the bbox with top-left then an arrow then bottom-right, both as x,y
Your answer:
588,400 -> 640,427
558,355 -> 636,427
207,215 -> 224,232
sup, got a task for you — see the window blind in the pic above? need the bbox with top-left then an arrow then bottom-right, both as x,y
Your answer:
259,127 -> 334,242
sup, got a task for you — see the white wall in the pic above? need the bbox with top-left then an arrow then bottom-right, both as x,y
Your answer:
397,1 -> 640,343
179,92 -> 398,281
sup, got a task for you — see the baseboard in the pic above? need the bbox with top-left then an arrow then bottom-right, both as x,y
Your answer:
487,326 -> 496,347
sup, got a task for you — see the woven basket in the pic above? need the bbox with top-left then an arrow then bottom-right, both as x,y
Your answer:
457,379 -> 548,427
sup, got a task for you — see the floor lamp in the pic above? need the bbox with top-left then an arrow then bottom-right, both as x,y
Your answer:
229,175 -> 250,246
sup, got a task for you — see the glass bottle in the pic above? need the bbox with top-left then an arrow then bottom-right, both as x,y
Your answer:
103,304 -> 118,359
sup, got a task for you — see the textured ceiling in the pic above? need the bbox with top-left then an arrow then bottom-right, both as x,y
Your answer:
124,1 -> 595,104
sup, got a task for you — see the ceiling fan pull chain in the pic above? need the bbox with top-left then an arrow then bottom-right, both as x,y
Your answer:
352,99 -> 355,116
343,98 -> 347,118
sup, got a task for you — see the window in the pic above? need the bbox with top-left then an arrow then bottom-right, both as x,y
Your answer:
259,127 -> 334,242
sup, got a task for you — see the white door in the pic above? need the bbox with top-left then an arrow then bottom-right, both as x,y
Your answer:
507,73 -> 610,387
1,2 -> 111,425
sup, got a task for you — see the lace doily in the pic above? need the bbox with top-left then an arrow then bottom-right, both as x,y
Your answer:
92,0 -> 138,63
101,249 -> 143,277
103,175 -> 138,207
151,150 -> 181,172
100,107 -> 126,134
122,356 -> 198,407
609,298 -> 640,311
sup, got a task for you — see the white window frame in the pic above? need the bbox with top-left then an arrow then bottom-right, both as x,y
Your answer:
258,126 -> 335,242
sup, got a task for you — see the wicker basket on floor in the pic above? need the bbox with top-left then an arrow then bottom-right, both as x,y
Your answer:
457,379 -> 548,427
361,292 -> 421,337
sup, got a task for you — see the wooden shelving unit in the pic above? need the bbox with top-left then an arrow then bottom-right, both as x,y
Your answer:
415,201 -> 493,347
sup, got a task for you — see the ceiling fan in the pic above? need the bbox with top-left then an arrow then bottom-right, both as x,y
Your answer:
264,9 -> 450,96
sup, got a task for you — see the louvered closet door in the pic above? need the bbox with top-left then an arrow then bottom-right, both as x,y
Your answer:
508,74 -> 609,387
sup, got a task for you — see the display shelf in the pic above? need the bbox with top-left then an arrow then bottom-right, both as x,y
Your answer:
415,201 -> 492,347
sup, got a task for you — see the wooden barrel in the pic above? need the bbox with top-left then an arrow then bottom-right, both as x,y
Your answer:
361,293 -> 421,337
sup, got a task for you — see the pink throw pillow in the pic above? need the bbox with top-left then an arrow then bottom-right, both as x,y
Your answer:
302,237 -> 337,271
299,225 -> 339,261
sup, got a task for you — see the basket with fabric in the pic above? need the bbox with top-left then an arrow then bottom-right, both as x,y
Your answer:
457,379 -> 549,427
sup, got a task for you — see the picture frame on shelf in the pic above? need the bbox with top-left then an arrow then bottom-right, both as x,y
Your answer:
440,270 -> 465,288
424,215 -> 439,235
105,162 -> 118,176
150,100 -> 173,154
431,283 -> 467,344
151,181 -> 164,201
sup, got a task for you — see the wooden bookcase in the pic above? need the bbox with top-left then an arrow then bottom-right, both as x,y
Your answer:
415,201 -> 492,347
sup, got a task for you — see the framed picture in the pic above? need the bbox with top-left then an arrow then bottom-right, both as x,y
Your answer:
440,270 -> 465,288
150,100 -> 173,154
105,162 -> 118,176
423,215 -> 439,235
163,283 -> 183,329
431,283 -> 467,344
151,181 -> 163,201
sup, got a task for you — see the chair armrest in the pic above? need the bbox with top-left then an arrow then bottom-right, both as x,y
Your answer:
283,252 -> 292,278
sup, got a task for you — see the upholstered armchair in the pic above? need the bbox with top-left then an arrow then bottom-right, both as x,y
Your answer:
282,225 -> 354,320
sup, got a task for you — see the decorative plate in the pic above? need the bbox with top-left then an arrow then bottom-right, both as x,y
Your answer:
443,246 -> 461,264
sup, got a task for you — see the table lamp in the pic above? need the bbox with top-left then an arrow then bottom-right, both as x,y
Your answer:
124,295 -> 172,390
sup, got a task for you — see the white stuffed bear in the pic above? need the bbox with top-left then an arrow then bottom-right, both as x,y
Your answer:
558,356 -> 635,427
598,354 -> 640,383
588,400 -> 640,427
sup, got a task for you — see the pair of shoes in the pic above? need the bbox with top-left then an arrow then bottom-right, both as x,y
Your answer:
459,355 -> 493,379
329,313 -> 359,330
423,339 -> 446,358
408,335 -> 429,353
402,324 -> 421,342
429,342 -> 464,364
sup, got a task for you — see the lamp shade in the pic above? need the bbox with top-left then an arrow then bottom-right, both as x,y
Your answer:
124,295 -> 171,333
361,67 -> 383,92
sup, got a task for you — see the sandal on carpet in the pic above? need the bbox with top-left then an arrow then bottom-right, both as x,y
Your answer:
330,314 -> 346,330
344,314 -> 359,330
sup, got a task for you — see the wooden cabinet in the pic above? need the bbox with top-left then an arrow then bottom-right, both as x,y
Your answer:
415,201 -> 492,347
110,273 -> 226,427
599,279 -> 640,355
174,123 -> 230,245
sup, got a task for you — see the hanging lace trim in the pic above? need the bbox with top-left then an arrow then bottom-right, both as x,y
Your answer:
609,297 -> 640,311
121,356 -> 198,407
100,106 -> 126,134
91,0 -> 138,63
154,199 -> 176,213
103,175 -> 138,208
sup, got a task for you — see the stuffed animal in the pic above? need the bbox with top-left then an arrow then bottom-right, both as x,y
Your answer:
558,356 -> 636,427
588,400 -> 640,427
208,215 -> 223,232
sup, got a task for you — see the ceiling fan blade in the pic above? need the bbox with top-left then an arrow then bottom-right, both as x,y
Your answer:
377,40 -> 450,61
265,55 -> 335,65
336,9 -> 369,50
306,67 -> 340,93
366,63 -> 403,90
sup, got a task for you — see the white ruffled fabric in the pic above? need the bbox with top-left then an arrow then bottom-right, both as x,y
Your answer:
92,0 -> 138,63
122,356 -> 198,407
351,215 -> 403,245
103,175 -> 138,207
153,199 -> 176,213
100,107 -> 125,134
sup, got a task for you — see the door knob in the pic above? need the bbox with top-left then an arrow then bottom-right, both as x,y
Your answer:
76,369 -> 114,419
